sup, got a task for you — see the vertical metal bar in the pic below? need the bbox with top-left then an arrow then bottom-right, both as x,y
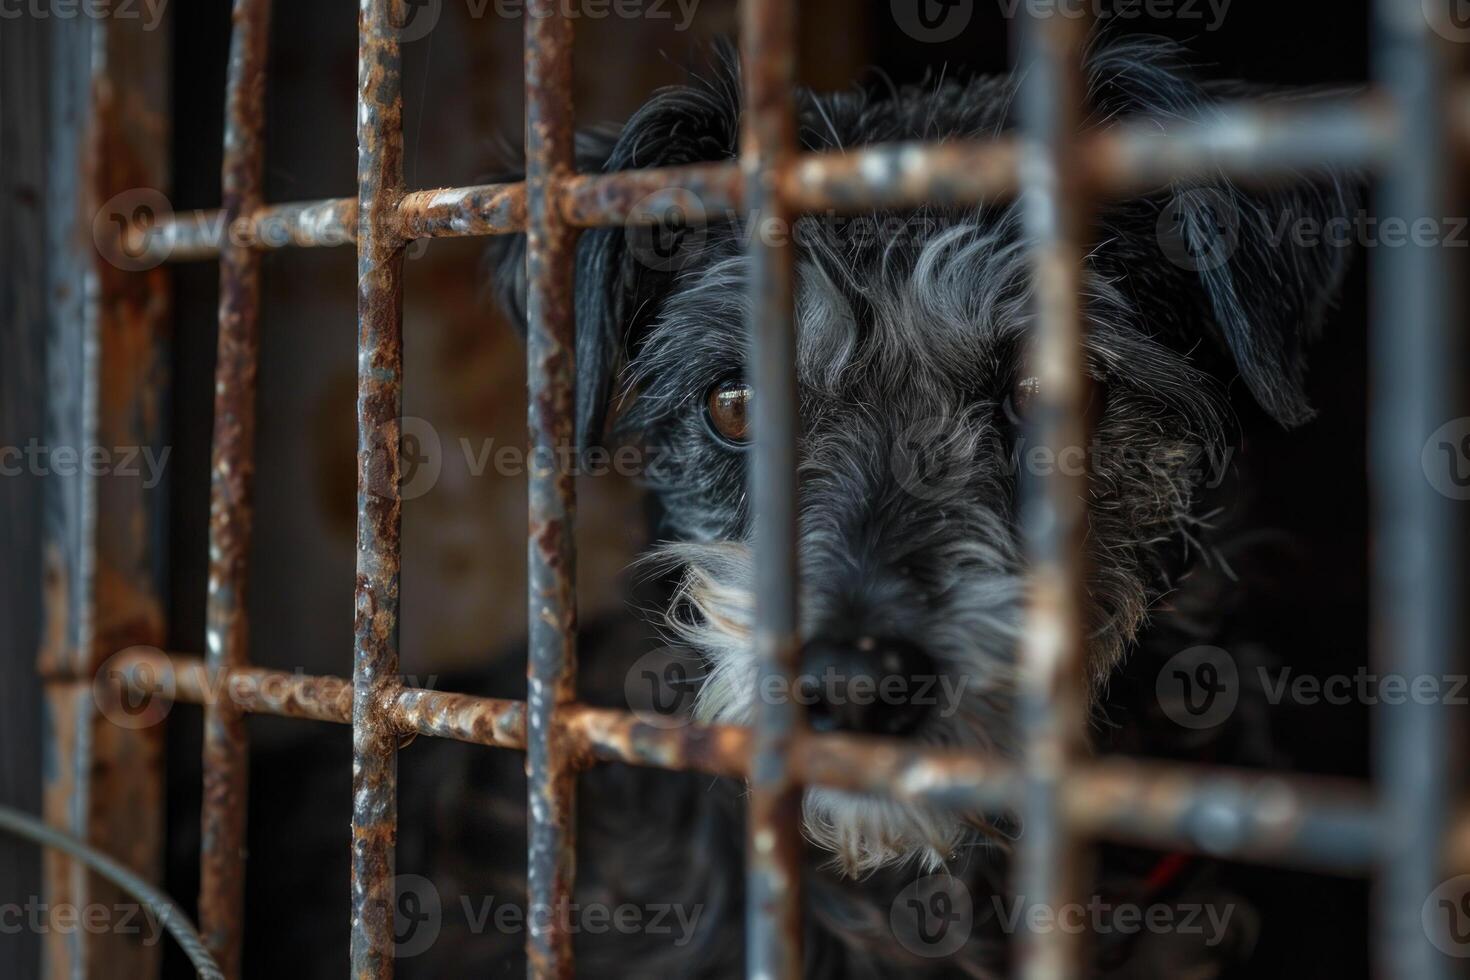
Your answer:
523,3 -> 578,978
38,9 -> 171,980
1016,9 -> 1092,980
1371,2 -> 1454,977
199,2 -> 271,975
740,1 -> 803,978
351,1 -> 405,976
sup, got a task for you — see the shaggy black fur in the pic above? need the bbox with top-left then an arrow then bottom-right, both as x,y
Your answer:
232,36 -> 1357,978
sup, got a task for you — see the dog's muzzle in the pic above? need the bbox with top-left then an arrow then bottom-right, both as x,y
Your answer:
796,634 -> 936,736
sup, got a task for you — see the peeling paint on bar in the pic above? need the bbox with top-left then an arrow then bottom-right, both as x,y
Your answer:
198,3 -> 272,975
523,3 -> 580,978
350,1 -> 407,977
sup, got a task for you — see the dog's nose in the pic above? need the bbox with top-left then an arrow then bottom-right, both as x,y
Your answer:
796,635 -> 936,736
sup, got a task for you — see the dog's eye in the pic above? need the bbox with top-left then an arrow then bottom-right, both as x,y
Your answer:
705,379 -> 751,446
1003,376 -> 1041,426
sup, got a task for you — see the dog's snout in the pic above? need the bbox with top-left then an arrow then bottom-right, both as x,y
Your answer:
797,635 -> 936,736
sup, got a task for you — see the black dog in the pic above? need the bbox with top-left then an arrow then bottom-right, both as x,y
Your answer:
235,37 -> 1353,978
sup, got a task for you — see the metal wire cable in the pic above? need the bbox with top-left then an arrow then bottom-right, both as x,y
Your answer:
0,804 -> 224,980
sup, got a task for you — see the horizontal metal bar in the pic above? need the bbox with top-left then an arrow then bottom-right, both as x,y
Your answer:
153,198 -> 358,261
1067,759 -> 1381,874
397,183 -> 525,239
561,162 -> 744,226
390,685 -> 525,747
107,652 -> 1389,872
140,88 -> 1444,264
1088,92 -> 1397,195
781,137 -> 1021,212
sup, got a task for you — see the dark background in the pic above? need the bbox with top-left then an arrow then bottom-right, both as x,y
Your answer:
2,0 -> 1440,977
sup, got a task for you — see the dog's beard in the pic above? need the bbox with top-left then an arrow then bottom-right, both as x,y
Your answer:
649,535 -> 1026,876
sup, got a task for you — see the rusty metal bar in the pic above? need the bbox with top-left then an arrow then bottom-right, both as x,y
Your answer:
523,3 -> 580,978
1066,760 -> 1381,874
1371,2 -> 1457,977
391,686 -> 527,748
781,137 -> 1022,213
1016,10 -> 1094,980
138,85 -> 1433,264
560,162 -> 745,226
111,652 -> 1395,877
397,183 -> 526,239
1088,92 -> 1396,195
198,2 -> 271,974
740,1 -> 804,978
38,9 -> 171,979
150,198 -> 358,262
350,1 -> 407,976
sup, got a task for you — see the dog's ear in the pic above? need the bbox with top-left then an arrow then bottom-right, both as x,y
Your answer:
486,48 -> 742,448
1086,40 -> 1360,427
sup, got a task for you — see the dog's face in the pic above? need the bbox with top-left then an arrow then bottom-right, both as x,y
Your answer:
492,41 -> 1354,875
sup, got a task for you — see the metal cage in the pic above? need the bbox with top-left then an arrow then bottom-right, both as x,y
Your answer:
34,0 -> 1466,978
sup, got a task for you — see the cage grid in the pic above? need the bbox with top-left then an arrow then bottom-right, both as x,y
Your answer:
41,0 -> 1465,978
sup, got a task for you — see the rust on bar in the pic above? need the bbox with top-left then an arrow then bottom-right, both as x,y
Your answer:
781,137 -> 1021,213
559,161 -> 744,226
253,196 -> 358,249
134,82 -> 1470,262
112,651 -> 355,724
391,687 -> 527,748
790,732 -> 1019,813
39,9 -> 173,973
523,3 -> 579,978
104,650 -> 1401,875
397,182 -> 527,240
565,707 -> 748,779
350,0 -> 407,976
1015,9 -> 1094,980
198,2 -> 272,974
148,198 -> 358,262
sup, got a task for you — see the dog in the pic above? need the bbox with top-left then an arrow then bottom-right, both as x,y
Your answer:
234,36 -> 1354,978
